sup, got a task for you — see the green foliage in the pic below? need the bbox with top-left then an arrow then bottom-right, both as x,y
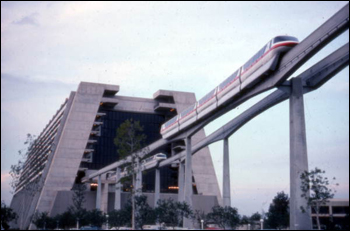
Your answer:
240,215 -> 250,225
85,209 -> 106,228
206,206 -> 240,230
108,208 -> 131,229
156,198 -> 193,228
249,212 -> 262,222
1,201 -> 18,230
135,195 -> 157,229
9,134 -> 36,193
31,211 -> 56,230
265,191 -> 289,230
114,119 -> 149,229
114,119 -> 147,160
56,210 -> 76,229
9,134 -> 43,230
31,208 -> 107,230
300,168 -> 337,206
69,183 -> 87,221
300,167 -> 338,230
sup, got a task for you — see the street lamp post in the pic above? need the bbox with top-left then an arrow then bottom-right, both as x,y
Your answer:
200,220 -> 204,230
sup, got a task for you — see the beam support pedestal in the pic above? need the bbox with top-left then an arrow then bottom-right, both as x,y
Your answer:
289,77 -> 312,230
178,162 -> 185,202
183,137 -> 193,229
115,168 -> 121,210
96,175 -> 102,210
155,168 -> 160,207
223,138 -> 231,207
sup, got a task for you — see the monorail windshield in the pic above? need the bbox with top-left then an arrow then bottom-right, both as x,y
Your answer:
273,36 -> 298,44
156,154 -> 167,158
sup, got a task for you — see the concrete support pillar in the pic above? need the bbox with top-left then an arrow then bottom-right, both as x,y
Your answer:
178,161 -> 185,202
136,160 -> 142,196
101,182 -> 109,213
132,173 -> 136,195
223,138 -> 231,207
115,168 -> 121,210
96,175 -> 102,210
289,77 -> 312,230
183,137 -> 193,229
171,143 -> 176,157
155,168 -> 160,207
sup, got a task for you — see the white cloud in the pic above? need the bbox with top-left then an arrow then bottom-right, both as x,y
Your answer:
12,13 -> 39,26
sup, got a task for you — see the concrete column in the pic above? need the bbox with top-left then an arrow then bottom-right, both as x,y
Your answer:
223,138 -> 231,207
154,168 -> 160,207
101,182 -> 109,213
115,168 -> 121,210
132,172 -> 136,195
178,162 -> 185,202
96,175 -> 102,210
136,160 -> 142,196
171,143 -> 176,157
183,137 -> 193,229
289,77 -> 312,230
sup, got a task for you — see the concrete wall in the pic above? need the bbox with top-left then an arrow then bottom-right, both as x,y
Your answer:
34,83 -> 112,216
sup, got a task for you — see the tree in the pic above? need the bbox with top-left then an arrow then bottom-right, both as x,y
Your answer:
265,191 -> 289,230
135,195 -> 156,229
155,198 -> 193,228
9,134 -> 45,229
85,209 -> 106,228
31,211 -> 56,230
57,210 -> 76,230
206,206 -> 240,230
240,215 -> 250,225
300,168 -> 338,230
249,212 -> 262,223
114,119 -> 148,230
9,134 -> 36,193
193,210 -> 208,229
1,201 -> 18,230
109,208 -> 131,230
68,183 -> 88,228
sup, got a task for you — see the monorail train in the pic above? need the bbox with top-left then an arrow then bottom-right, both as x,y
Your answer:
141,153 -> 167,169
120,153 -> 167,177
161,36 -> 299,139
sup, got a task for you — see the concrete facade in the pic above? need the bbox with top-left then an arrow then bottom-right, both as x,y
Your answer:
10,82 -> 221,230
310,199 -> 349,230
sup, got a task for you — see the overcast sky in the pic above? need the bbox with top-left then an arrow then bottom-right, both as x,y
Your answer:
1,1 -> 349,216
